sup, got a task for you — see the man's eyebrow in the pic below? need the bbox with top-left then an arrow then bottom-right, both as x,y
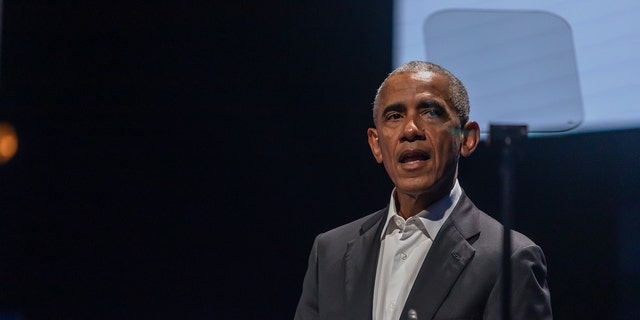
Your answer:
382,103 -> 405,114
416,99 -> 444,109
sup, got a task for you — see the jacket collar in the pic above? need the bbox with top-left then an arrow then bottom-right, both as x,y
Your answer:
342,191 -> 482,320
400,191 -> 481,319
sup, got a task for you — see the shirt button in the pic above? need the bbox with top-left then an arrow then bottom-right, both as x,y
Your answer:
400,253 -> 408,260
390,302 -> 397,309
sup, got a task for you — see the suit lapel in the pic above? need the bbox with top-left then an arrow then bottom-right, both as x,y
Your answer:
401,193 -> 480,320
344,208 -> 387,320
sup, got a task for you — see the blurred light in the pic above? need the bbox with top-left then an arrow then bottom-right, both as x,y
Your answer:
0,122 -> 18,164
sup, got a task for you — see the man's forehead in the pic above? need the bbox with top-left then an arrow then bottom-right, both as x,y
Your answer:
407,70 -> 439,82
381,71 -> 450,97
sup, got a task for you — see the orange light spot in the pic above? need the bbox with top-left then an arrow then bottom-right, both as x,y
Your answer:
0,122 -> 18,164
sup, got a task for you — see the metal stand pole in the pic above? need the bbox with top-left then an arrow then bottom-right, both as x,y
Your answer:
488,124 -> 528,320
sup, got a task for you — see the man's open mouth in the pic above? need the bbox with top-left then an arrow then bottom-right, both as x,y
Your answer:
399,150 -> 430,163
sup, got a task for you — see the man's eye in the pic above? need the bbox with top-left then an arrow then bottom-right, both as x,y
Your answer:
385,113 -> 403,121
423,107 -> 443,118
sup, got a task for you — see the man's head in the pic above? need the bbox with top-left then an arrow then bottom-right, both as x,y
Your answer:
373,61 -> 470,127
367,61 -> 480,203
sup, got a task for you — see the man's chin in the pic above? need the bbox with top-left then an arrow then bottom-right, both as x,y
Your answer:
395,181 -> 437,196
395,177 -> 454,199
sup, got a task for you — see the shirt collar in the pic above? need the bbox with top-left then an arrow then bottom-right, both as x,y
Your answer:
381,180 -> 462,240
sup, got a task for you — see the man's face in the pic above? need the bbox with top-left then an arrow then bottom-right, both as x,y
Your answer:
368,71 -> 471,199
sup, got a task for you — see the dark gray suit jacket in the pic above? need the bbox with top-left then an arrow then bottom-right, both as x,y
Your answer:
294,191 -> 552,320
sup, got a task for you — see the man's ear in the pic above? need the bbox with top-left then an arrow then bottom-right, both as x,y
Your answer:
460,121 -> 480,157
367,128 -> 383,163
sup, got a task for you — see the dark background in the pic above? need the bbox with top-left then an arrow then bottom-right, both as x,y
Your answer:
0,1 -> 638,319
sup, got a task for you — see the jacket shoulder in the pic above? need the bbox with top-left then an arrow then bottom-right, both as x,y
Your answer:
316,208 -> 387,244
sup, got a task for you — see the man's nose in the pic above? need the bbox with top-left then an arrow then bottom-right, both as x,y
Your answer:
402,117 -> 426,141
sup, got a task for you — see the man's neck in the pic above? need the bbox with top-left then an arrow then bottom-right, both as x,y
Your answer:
394,179 -> 456,219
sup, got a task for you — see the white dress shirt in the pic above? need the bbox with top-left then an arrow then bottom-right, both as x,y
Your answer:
372,180 -> 462,320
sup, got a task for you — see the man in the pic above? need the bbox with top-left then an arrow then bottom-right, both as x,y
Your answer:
294,61 -> 552,320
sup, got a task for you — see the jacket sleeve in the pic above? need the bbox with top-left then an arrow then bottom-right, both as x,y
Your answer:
294,236 -> 320,320
484,244 -> 553,319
